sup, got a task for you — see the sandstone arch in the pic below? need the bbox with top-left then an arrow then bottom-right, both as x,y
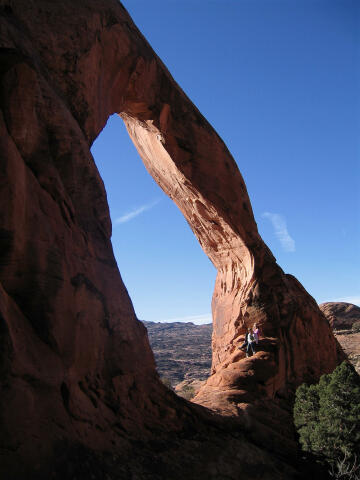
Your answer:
0,0 -> 342,477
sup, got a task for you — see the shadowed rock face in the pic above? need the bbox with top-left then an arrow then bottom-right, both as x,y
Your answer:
0,0 -> 342,477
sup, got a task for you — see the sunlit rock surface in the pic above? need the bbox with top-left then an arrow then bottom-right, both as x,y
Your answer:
0,1 -> 342,477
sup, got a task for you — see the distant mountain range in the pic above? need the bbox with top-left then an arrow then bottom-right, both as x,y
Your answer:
142,321 -> 212,387
142,302 -> 360,392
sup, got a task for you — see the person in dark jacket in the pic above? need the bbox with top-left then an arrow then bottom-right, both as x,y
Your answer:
239,328 -> 249,351
246,328 -> 256,357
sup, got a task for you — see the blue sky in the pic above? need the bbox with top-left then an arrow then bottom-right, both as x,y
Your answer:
91,0 -> 359,323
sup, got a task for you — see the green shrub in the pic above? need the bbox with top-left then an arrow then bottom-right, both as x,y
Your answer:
294,361 -> 360,474
177,385 -> 195,401
352,321 -> 360,333
160,377 -> 173,390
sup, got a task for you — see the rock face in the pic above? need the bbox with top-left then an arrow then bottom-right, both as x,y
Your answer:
143,321 -> 212,387
0,0 -> 343,477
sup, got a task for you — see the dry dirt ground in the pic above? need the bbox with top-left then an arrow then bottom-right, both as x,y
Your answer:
143,321 -> 212,388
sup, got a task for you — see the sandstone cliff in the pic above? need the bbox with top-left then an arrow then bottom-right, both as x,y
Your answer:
0,1 -> 342,477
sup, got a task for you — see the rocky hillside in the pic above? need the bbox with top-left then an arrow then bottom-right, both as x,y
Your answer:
143,321 -> 212,387
319,302 -> 360,330
144,302 -> 360,393
320,302 -> 360,373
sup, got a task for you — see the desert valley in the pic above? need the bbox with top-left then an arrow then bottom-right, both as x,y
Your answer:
144,302 -> 360,398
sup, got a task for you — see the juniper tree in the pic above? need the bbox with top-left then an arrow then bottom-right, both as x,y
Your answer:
294,361 -> 360,468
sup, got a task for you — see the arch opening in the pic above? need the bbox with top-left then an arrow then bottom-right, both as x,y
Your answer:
91,113 -> 216,394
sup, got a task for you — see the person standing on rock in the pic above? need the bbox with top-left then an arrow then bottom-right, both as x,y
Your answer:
246,328 -> 256,357
253,323 -> 260,345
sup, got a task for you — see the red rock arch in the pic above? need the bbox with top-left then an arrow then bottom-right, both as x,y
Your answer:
0,0 -> 341,476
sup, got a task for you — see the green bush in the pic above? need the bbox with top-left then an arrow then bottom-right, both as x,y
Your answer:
294,361 -> 360,474
177,385 -> 195,401
352,321 -> 360,333
160,377 -> 173,390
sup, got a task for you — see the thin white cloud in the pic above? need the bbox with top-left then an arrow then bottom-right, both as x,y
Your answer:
158,313 -> 212,325
115,199 -> 160,225
262,212 -> 295,252
331,296 -> 360,307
